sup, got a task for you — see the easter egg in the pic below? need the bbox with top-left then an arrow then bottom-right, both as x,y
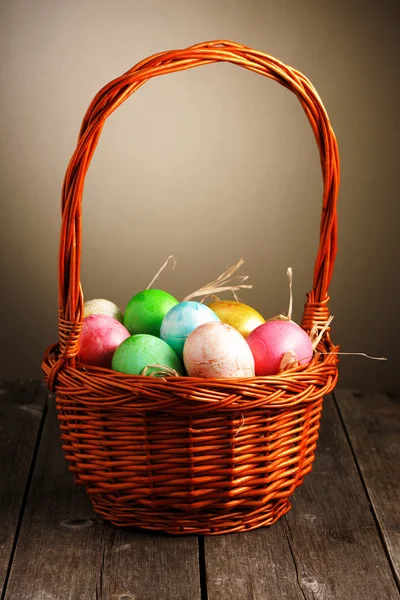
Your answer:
183,321 -> 255,378
160,301 -> 219,358
247,320 -> 314,376
208,300 -> 265,338
84,298 -> 124,323
112,334 -> 183,376
78,314 -> 130,368
124,289 -> 179,336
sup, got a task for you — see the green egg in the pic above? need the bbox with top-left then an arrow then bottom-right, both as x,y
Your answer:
111,334 -> 183,376
124,289 -> 179,336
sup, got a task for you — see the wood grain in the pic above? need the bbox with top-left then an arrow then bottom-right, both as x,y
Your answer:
203,521 -> 306,599
285,395 -> 399,599
336,389 -> 400,586
0,380 -> 47,599
4,397 -> 201,600
204,396 -> 400,599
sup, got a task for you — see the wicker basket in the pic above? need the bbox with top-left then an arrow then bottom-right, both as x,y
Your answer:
43,40 -> 339,535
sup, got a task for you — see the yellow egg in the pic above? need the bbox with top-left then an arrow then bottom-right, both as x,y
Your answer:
207,300 -> 265,338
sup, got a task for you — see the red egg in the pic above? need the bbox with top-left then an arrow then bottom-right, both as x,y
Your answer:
78,314 -> 130,368
247,320 -> 314,376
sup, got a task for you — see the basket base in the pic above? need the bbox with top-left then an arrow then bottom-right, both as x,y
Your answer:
90,496 -> 292,535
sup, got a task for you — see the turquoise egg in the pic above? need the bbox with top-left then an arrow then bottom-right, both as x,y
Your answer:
160,301 -> 219,358
111,334 -> 183,376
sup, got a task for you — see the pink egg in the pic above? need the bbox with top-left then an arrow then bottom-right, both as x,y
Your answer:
78,314 -> 130,368
247,320 -> 314,376
183,321 -> 255,378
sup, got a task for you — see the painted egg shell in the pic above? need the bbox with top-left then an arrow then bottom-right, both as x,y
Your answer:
84,298 -> 124,323
208,300 -> 265,338
183,321 -> 255,378
160,301 -> 219,358
111,333 -> 183,376
78,314 -> 130,368
247,320 -> 313,376
124,289 -> 179,336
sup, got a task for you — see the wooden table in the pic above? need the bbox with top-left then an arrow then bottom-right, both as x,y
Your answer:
0,381 -> 399,600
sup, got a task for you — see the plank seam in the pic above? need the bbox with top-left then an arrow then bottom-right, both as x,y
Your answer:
333,390 -> 400,592
198,537 -> 209,600
96,532 -> 106,599
284,516 -> 308,600
0,389 -> 49,600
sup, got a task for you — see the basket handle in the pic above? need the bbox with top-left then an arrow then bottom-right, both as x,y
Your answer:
53,40 -> 339,372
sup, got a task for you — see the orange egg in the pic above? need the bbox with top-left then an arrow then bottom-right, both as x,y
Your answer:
207,300 -> 265,338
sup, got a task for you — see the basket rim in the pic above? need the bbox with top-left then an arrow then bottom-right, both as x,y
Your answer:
43,338 -> 339,413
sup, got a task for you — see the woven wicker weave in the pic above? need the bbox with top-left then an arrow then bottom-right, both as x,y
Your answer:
42,40 -> 340,535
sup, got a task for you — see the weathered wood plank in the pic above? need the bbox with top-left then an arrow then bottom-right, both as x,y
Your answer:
204,395 -> 400,600
204,521 -> 306,599
335,388 -> 400,586
4,396 -> 201,600
0,380 -> 47,599
285,395 -> 399,599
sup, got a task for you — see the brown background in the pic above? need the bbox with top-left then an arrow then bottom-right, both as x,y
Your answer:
0,0 -> 398,392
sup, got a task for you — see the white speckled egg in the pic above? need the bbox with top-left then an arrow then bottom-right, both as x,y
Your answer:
183,321 -> 255,378
84,298 -> 124,324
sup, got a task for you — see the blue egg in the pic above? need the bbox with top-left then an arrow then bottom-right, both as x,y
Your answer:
160,301 -> 219,358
